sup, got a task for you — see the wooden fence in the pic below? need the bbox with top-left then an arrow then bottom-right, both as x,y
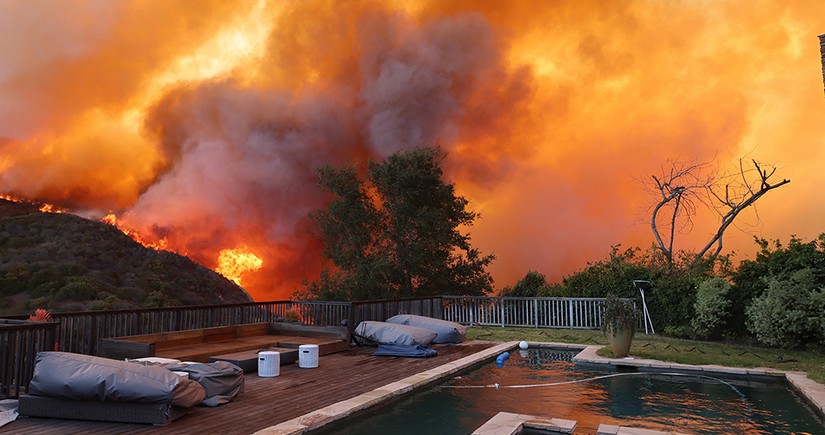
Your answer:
0,319 -> 56,400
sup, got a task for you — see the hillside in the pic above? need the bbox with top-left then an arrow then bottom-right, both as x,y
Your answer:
0,199 -> 253,315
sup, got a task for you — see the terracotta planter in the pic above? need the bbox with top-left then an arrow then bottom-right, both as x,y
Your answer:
606,325 -> 633,357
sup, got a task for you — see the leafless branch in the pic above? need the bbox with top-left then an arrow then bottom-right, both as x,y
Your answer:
646,157 -> 789,269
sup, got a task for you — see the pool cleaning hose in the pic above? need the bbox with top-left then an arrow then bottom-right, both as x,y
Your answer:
442,371 -> 749,402
495,352 -> 510,368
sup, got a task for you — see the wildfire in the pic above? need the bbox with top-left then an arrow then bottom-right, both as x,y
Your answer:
215,246 -> 263,286
2,2 -> 825,300
101,213 -> 169,251
1,193 -> 65,213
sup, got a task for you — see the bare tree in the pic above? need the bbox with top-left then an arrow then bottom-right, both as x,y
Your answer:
647,158 -> 790,269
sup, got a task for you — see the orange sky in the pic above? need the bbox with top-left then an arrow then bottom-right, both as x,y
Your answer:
1,1 -> 824,300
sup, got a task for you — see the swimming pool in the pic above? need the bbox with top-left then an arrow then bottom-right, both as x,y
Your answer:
321,347 -> 824,434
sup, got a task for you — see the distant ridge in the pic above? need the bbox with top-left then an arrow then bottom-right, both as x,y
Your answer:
0,198 -> 252,316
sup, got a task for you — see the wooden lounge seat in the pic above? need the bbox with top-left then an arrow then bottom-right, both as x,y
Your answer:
97,322 -> 350,365
208,347 -> 299,372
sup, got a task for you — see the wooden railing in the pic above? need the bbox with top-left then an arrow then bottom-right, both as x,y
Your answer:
0,295 -> 621,399
442,296 -> 617,329
351,297 -> 443,327
47,301 -> 356,355
0,319 -> 56,399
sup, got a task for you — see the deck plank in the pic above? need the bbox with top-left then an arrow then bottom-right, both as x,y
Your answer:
1,341 -> 495,434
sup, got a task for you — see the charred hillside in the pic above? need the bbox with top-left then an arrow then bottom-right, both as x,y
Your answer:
0,199 -> 252,315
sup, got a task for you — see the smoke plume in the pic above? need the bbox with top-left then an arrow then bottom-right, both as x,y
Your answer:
2,1 -> 824,299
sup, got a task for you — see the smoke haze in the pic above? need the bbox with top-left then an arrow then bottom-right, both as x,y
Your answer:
2,0 -> 824,299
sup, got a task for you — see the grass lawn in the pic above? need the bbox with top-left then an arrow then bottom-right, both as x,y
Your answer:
466,325 -> 825,384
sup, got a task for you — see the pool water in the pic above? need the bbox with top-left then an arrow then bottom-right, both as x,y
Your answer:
323,348 -> 824,434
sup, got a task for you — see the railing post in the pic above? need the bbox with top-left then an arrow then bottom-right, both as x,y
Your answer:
469,298 -> 474,326
499,297 -> 504,327
568,298 -> 574,328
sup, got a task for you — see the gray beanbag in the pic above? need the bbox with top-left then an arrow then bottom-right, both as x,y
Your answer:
162,361 -> 245,407
28,352 -> 205,408
386,314 -> 466,343
354,321 -> 437,346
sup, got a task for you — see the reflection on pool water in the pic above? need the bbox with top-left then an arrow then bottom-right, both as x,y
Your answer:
323,348 -> 824,434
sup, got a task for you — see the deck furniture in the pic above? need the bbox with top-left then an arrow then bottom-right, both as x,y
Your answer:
208,347 -> 298,372
18,352 -> 205,426
96,322 -> 350,365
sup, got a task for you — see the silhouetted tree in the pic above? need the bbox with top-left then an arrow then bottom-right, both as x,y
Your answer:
647,157 -> 789,269
305,147 -> 494,300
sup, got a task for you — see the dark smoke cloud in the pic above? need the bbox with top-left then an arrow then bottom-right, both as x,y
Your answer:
125,4 -> 532,298
3,1 -> 824,300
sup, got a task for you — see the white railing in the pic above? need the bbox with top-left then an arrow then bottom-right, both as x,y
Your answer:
442,296 -> 626,329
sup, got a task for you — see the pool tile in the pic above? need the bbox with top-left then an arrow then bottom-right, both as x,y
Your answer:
253,420 -> 305,435
471,412 -> 577,434
697,364 -> 750,375
785,372 -> 825,415
525,416 -> 577,433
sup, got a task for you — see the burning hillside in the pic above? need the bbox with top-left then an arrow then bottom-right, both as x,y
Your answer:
2,1 -> 824,300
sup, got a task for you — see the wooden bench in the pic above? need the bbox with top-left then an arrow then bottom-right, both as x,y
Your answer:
208,347 -> 298,372
97,322 -> 350,366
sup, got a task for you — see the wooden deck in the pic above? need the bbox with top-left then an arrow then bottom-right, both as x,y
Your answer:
1,341 -> 496,434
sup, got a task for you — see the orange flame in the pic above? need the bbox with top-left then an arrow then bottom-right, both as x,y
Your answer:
1,193 -> 65,213
2,1 -> 825,299
215,246 -> 263,286
102,213 -> 169,251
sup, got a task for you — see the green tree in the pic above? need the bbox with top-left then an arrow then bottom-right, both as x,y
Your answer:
305,147 -> 494,300
501,270 -> 551,297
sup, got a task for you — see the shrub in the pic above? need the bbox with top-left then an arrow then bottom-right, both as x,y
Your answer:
746,268 -> 825,348
502,270 -> 550,297
662,325 -> 693,338
730,235 -> 825,336
692,277 -> 731,339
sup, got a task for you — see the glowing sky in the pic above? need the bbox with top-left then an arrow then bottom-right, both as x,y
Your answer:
1,0 -> 824,299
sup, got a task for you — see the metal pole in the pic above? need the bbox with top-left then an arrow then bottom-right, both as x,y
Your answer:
639,289 -> 655,335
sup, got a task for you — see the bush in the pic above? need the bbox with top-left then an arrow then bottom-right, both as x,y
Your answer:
692,277 -> 731,339
662,325 -> 693,338
730,235 -> 825,336
501,270 -> 551,297
746,268 -> 825,348
556,245 -> 711,332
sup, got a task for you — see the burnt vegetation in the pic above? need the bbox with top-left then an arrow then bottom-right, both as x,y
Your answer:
0,199 -> 252,315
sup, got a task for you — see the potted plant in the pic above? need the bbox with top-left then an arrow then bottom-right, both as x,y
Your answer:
601,295 -> 639,358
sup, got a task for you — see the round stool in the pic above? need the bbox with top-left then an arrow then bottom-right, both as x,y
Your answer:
258,351 -> 280,377
298,344 -> 319,368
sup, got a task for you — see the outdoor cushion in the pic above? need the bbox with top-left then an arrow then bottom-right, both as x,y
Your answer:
385,314 -> 466,343
373,343 -> 438,358
354,321 -> 437,347
28,352 -> 205,408
162,361 -> 245,407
